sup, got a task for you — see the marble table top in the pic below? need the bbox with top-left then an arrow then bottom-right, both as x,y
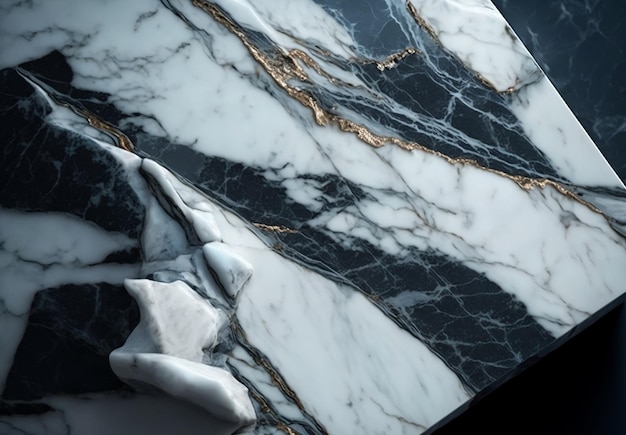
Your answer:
0,0 -> 624,434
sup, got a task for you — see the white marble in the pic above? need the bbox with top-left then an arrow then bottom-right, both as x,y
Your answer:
103,158 -> 257,428
2,0 -> 626,433
509,75 -> 623,187
202,242 -> 253,299
1,0 -> 622,190
143,190 -> 476,431
209,0 -> 356,58
110,352 -> 255,425
406,0 -> 541,92
113,279 -> 224,360
93,117 -> 473,431
308,143 -> 626,336
123,143 -> 472,432
0,209 -> 136,272
141,196 -> 190,262
231,247 -> 472,434
141,159 -> 222,243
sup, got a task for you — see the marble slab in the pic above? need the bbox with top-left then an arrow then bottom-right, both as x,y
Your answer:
0,0 -> 625,434
493,0 -> 626,181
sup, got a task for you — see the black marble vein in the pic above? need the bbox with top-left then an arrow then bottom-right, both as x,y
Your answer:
3,284 -> 139,400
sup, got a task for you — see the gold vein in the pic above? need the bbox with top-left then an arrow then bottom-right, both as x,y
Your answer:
375,48 -> 418,71
231,319 -> 326,434
192,0 -> 603,217
17,68 -> 135,152
231,321 -> 311,417
246,390 -> 299,434
77,108 -> 135,151
277,424 -> 298,435
406,1 -> 438,42
253,223 -> 299,234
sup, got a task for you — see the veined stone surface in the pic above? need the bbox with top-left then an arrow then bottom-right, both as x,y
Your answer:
0,1 -> 624,434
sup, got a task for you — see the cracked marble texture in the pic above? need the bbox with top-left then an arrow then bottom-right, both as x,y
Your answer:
1,0 -> 626,434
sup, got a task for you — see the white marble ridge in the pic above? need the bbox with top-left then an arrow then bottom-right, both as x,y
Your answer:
112,279 -> 224,361
141,159 -> 222,244
110,352 -> 255,425
109,139 -> 471,433
202,242 -> 254,299
103,156 -> 257,429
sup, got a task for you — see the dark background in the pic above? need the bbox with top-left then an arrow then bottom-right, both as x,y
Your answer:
437,1 -> 626,433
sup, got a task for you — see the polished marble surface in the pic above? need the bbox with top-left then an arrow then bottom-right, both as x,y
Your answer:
493,0 -> 626,181
0,1 -> 625,434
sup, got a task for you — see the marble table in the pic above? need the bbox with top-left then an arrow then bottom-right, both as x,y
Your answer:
1,0 -> 624,434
